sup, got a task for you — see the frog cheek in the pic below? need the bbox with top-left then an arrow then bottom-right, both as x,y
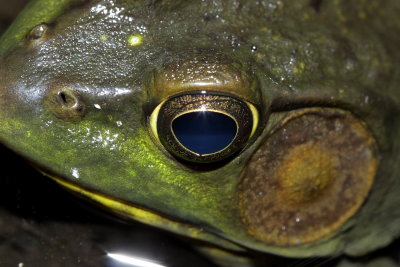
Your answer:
238,108 -> 378,246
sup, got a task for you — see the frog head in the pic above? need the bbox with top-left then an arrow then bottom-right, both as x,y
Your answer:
0,0 -> 400,259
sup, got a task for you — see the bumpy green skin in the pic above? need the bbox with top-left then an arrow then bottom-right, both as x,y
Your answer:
0,0 -> 399,259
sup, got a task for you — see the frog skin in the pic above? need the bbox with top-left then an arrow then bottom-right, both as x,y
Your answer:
0,0 -> 399,265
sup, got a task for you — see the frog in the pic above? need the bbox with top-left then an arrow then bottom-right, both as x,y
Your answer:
0,0 -> 399,266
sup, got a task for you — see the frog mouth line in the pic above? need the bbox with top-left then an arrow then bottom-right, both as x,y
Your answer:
47,174 -> 244,252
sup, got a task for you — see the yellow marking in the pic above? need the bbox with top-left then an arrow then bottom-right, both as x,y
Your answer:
247,102 -> 259,138
272,67 -> 283,73
100,35 -> 108,41
127,34 -> 143,47
149,100 -> 165,143
293,62 -> 305,74
256,53 -> 264,60
272,35 -> 281,41
55,178 -> 164,224
49,177 -> 243,251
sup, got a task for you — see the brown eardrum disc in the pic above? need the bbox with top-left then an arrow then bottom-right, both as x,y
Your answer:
238,108 -> 378,246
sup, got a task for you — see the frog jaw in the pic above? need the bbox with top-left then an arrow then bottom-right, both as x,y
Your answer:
47,173 -> 246,253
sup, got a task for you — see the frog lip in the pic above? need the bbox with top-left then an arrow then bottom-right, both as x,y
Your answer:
43,173 -> 245,252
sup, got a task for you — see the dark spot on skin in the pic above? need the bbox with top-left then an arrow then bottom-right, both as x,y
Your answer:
55,90 -> 82,112
59,91 -> 67,104
309,0 -> 323,12
204,13 -> 218,22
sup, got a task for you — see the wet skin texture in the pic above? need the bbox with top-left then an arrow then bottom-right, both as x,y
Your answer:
0,0 -> 399,265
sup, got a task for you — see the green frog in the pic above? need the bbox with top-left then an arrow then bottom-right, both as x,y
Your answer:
0,0 -> 399,266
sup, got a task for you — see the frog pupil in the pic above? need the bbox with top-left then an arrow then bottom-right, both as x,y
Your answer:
172,111 -> 237,155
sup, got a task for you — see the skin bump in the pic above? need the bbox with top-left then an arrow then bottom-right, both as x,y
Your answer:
127,34 -> 143,47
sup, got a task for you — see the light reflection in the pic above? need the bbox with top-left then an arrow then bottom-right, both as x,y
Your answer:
90,87 -> 133,97
127,34 -> 144,47
186,81 -> 221,87
71,168 -> 80,179
107,253 -> 167,267
200,105 -> 207,112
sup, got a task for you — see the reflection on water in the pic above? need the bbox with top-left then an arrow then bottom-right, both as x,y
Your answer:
107,253 -> 166,267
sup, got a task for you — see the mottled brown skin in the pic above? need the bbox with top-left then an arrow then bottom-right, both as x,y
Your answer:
0,0 -> 399,265
240,108 -> 377,246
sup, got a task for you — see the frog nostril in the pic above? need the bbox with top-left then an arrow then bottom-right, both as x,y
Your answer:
44,88 -> 85,120
57,91 -> 76,108
27,24 -> 49,41
59,91 -> 67,103
172,111 -> 237,155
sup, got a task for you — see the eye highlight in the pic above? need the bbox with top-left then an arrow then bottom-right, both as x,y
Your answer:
150,92 -> 259,163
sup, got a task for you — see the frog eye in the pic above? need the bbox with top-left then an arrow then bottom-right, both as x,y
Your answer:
238,108 -> 378,246
149,92 -> 258,163
44,88 -> 85,120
